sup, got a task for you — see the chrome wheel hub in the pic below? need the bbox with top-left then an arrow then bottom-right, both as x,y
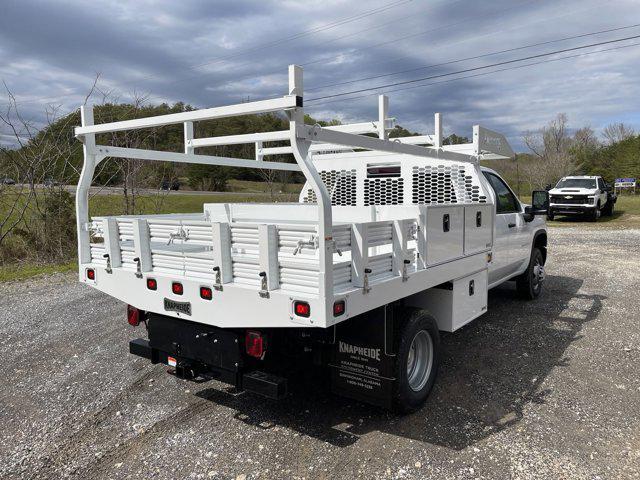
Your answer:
406,330 -> 434,392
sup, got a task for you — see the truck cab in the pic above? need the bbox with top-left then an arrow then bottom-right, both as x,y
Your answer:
481,168 -> 547,292
548,175 -> 616,221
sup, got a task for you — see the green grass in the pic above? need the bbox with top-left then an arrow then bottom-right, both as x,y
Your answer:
547,194 -> 640,228
0,261 -> 77,282
227,179 -> 303,194
88,191 -> 299,217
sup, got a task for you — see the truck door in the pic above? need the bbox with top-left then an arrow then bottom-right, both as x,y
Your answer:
483,172 -> 528,284
597,177 -> 607,206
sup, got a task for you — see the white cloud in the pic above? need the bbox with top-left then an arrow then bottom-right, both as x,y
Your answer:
1,0 -> 639,151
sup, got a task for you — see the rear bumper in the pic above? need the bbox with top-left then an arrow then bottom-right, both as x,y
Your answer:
128,314 -> 287,399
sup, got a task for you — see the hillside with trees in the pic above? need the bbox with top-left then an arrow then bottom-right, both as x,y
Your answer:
1,100 -> 637,268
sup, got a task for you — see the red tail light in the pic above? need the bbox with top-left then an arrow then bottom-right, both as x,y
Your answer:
172,282 -> 183,295
127,305 -> 141,326
245,330 -> 265,359
333,300 -> 346,317
86,268 -> 95,280
146,278 -> 157,290
294,301 -> 310,317
200,286 -> 212,300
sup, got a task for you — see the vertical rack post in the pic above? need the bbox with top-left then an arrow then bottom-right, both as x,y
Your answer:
184,121 -> 194,154
288,64 -> 334,317
76,105 -> 98,269
434,113 -> 442,149
378,95 -> 388,140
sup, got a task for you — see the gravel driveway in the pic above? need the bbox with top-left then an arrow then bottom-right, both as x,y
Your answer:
1,227 -> 639,479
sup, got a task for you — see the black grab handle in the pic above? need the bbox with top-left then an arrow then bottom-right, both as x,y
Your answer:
443,214 -> 450,232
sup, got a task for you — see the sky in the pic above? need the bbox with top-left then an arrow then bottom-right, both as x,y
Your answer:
1,0 -> 640,151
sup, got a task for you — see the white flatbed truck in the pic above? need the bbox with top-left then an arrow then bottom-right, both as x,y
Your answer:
75,66 -> 550,412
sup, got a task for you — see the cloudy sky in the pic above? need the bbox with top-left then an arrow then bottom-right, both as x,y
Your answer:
1,0 -> 640,150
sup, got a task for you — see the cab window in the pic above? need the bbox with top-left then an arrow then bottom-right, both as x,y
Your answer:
484,172 -> 519,214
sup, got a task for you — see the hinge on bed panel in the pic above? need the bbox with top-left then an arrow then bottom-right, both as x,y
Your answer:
103,253 -> 112,274
213,266 -> 223,291
258,271 -> 269,298
409,223 -> 419,240
402,259 -> 410,282
133,257 -> 143,278
363,268 -> 372,294
167,226 -> 189,245
293,235 -> 318,255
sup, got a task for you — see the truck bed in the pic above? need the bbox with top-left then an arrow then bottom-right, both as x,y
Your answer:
82,202 -> 492,328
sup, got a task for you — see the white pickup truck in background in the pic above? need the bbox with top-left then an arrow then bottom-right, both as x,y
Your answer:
548,175 -> 617,221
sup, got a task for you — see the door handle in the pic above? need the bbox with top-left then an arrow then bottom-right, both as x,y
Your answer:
508,222 -> 516,228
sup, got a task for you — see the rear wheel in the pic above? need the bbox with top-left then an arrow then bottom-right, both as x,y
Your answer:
516,247 -> 545,300
393,309 -> 440,413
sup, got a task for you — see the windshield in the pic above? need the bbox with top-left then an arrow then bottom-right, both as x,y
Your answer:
556,178 -> 596,189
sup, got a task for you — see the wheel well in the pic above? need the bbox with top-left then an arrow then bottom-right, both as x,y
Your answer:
533,231 -> 547,263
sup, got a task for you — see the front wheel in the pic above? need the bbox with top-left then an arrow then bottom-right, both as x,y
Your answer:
516,247 -> 545,300
393,309 -> 441,413
602,200 -> 614,217
589,205 -> 601,222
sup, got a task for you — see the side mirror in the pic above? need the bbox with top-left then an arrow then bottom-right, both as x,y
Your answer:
532,190 -> 549,212
524,190 -> 549,222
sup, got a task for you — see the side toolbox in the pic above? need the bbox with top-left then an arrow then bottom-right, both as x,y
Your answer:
425,205 -> 464,265
407,269 -> 488,332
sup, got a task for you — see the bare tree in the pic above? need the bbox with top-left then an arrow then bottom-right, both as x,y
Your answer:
522,113 -> 579,189
0,83 -> 85,260
602,122 -> 635,145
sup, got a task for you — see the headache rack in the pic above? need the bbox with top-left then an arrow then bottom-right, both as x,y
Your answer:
75,65 -> 514,329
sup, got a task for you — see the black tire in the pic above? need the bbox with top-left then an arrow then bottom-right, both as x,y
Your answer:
516,247 -> 545,300
392,309 -> 440,413
602,200 -> 614,217
589,204 -> 601,222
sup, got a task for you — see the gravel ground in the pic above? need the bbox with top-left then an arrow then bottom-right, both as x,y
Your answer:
1,227 -> 639,480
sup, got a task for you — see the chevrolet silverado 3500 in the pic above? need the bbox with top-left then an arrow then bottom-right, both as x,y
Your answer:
548,175 -> 616,221
74,66 -> 549,412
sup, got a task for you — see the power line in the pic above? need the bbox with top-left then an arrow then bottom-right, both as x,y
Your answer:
144,0 -> 603,106
307,41 -> 640,107
306,34 -> 640,102
300,0 -> 540,68
306,22 -> 640,92
0,0 -> 412,108
115,0 -> 414,87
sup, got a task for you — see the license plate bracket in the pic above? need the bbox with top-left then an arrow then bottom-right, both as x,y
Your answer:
164,298 -> 192,315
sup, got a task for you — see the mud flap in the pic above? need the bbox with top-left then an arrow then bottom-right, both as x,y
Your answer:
329,306 -> 397,408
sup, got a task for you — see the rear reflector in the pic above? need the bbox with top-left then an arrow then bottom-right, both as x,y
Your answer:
245,331 -> 265,359
333,300 -> 346,317
86,268 -> 95,280
172,282 -> 183,295
294,301 -> 310,317
146,278 -> 157,290
127,305 -> 141,326
200,286 -> 212,300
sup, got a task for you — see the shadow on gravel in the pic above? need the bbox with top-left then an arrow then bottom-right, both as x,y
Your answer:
197,274 -> 604,450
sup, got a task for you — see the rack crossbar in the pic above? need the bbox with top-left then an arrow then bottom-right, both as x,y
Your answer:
75,96 -> 300,136
94,145 -> 300,171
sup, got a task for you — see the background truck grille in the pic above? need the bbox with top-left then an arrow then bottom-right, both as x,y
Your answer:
551,195 -> 590,205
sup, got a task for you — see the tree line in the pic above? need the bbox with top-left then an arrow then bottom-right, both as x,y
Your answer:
1,92 -> 636,266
